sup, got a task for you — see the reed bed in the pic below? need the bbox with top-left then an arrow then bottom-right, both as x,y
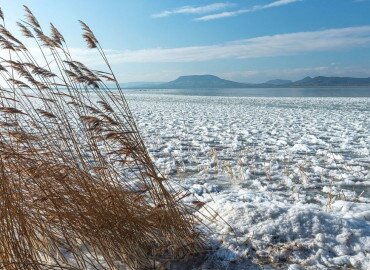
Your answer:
0,6 -> 203,269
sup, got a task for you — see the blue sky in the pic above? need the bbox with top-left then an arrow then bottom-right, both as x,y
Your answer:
1,0 -> 370,82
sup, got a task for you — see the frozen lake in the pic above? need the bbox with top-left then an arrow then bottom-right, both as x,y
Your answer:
124,89 -> 370,269
125,87 -> 370,97
126,91 -> 370,195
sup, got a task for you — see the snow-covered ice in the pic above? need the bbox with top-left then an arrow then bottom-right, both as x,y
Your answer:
126,93 -> 370,269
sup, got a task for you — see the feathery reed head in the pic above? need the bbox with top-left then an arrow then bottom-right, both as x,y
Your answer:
79,20 -> 98,48
17,22 -> 34,38
50,23 -> 65,46
23,5 -> 41,29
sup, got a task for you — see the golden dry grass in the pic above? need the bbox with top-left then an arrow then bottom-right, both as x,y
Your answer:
0,5 -> 203,269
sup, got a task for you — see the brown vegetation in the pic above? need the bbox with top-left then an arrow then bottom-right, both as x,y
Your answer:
0,6 -> 203,269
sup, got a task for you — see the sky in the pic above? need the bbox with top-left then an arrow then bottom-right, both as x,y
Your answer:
1,0 -> 370,83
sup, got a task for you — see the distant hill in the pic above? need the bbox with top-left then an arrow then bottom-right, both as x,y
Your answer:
123,75 -> 370,89
157,75 -> 250,89
291,76 -> 370,87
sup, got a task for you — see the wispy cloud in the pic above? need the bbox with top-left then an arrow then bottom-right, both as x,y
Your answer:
195,0 -> 302,21
72,26 -> 370,65
152,3 -> 234,18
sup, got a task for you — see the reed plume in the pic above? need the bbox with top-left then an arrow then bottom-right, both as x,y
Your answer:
0,5 -> 203,270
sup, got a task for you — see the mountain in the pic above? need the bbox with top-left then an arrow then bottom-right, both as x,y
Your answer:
264,79 -> 292,86
123,75 -> 370,89
295,76 -> 313,84
291,76 -> 370,87
156,75 -> 250,89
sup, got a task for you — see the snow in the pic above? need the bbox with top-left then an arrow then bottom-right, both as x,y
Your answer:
125,93 -> 370,269
180,183 -> 370,269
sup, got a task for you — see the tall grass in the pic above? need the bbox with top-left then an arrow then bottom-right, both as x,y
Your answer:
0,6 -> 203,269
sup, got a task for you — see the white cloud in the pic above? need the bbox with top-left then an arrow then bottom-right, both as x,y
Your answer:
195,0 -> 302,21
152,3 -> 234,18
70,26 -> 370,65
261,0 -> 302,9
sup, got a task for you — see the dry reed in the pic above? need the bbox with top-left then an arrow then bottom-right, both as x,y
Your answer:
0,5 -> 203,269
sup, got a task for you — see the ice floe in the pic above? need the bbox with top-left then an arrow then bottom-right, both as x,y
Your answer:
125,93 -> 370,269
